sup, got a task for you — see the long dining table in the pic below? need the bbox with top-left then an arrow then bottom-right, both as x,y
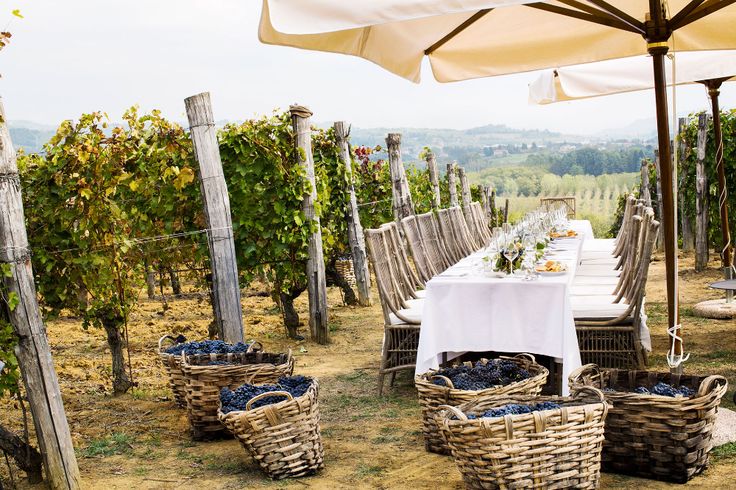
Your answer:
414,220 -> 593,395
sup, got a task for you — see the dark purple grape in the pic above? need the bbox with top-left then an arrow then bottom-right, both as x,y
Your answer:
219,376 -> 313,414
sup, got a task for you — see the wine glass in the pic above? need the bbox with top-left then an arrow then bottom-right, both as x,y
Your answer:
503,240 -> 519,275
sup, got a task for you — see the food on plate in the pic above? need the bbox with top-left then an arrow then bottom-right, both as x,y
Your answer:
549,229 -> 577,239
535,260 -> 566,273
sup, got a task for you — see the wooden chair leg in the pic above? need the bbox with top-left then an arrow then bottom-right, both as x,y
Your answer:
389,371 -> 397,387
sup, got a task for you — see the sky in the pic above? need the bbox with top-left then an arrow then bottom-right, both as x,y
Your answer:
2,0 -> 736,135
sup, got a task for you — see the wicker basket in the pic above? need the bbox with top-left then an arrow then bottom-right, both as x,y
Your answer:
218,379 -> 324,479
157,335 -> 261,408
415,354 -> 548,454
180,349 -> 294,439
437,387 -> 608,489
569,364 -> 728,483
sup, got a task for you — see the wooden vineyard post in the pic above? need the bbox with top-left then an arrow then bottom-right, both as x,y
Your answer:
458,167 -> 473,224
482,185 -> 491,215
386,133 -> 414,221
334,121 -> 371,307
0,98 -> 81,489
185,92 -> 244,343
640,159 -> 651,207
292,106 -> 329,343
489,188 -> 497,227
653,150 -> 665,252
679,117 -> 694,251
425,149 -> 441,210
695,113 -> 710,272
503,198 -> 510,224
447,162 -> 459,207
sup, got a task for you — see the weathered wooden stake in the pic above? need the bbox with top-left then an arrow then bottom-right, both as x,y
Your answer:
653,150 -> 665,252
334,121 -> 371,307
185,92 -> 244,343
640,159 -> 651,207
695,113 -> 710,271
482,185 -> 491,215
447,162 -> 459,207
677,118 -> 694,251
0,98 -> 81,489
386,133 -> 414,221
489,189 -> 497,227
292,106 -> 329,343
425,150 -> 441,210
458,167 -> 473,224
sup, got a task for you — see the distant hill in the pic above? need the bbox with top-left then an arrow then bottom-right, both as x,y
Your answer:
8,124 -> 56,153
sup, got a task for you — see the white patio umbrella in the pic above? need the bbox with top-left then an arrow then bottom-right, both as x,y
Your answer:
529,51 -> 736,104
259,0 -> 736,368
529,51 -> 735,294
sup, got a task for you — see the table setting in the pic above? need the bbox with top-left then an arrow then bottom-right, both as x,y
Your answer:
416,206 -> 589,395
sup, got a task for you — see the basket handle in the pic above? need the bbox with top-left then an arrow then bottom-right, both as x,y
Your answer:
697,375 -> 728,398
572,386 -> 605,403
437,404 -> 467,421
513,353 -> 536,364
158,334 -> 178,352
245,391 -> 293,411
246,341 -> 263,353
431,374 -> 454,389
568,364 -> 601,387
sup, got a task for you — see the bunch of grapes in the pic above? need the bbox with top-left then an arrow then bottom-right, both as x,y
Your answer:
164,339 -> 251,356
464,401 -> 561,420
219,375 -> 313,414
432,360 -> 531,391
633,382 -> 695,397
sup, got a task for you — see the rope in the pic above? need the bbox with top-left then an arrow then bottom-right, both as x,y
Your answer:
357,198 -> 392,208
665,31 -> 688,369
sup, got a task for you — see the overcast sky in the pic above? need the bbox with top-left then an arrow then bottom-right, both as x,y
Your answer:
2,0 -> 736,134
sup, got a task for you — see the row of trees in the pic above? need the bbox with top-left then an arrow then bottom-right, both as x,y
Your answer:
0,107 -> 481,397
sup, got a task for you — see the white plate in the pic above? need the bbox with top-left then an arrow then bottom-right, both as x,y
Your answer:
536,270 -> 568,276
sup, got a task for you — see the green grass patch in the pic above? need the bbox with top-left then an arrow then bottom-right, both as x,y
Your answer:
712,442 -> 736,461
82,433 -> 134,458
355,463 -> 385,477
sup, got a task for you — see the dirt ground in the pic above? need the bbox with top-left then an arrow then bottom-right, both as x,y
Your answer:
1,251 -> 735,489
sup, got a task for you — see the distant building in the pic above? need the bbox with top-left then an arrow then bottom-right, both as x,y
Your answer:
559,144 -> 577,153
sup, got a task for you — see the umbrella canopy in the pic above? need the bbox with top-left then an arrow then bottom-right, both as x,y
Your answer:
259,0 -> 736,370
528,51 -> 735,276
529,51 -> 736,104
260,0 -> 736,83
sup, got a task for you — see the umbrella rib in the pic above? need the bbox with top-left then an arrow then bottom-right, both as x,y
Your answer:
669,0 -> 708,28
525,3 -> 642,34
671,0 -> 736,29
582,0 -> 646,33
424,9 -> 492,55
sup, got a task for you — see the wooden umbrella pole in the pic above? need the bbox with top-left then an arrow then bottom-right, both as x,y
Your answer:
649,34 -> 684,369
705,80 -> 733,276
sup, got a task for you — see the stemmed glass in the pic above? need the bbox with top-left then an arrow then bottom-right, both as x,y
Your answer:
503,239 -> 519,276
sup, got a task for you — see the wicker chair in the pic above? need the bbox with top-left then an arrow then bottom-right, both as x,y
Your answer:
365,228 -> 422,395
573,211 -> 659,369
470,201 -> 492,246
448,206 -> 479,254
380,222 -> 425,297
436,208 -> 465,263
415,212 -> 453,272
400,215 -> 437,283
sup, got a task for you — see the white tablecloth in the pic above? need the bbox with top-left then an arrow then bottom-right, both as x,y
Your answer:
569,219 -> 595,241
415,221 -> 591,395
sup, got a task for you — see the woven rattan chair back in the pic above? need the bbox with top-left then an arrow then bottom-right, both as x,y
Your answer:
381,222 -> 424,293
436,208 -> 465,263
365,228 -> 418,325
448,206 -> 479,255
416,212 -> 453,272
400,215 -> 437,283
470,202 -> 492,246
